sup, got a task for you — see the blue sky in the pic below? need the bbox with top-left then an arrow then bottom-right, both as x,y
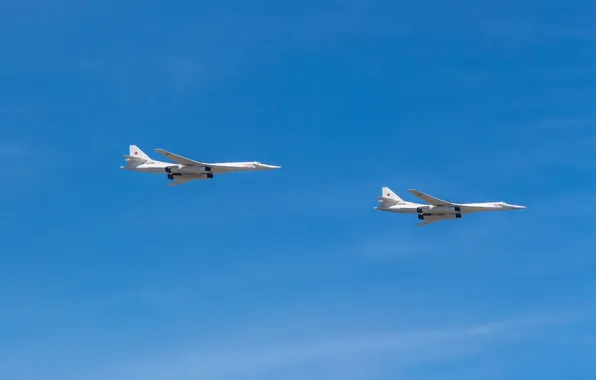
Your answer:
1,0 -> 595,379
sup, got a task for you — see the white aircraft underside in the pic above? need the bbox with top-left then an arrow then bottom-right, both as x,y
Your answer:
375,187 -> 525,226
121,145 -> 280,186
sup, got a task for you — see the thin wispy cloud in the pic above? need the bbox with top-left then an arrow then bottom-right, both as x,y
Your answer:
1,2 -> 595,380
431,118 -> 596,183
120,315 -> 558,380
495,119 -> 596,172
0,2 -> 383,109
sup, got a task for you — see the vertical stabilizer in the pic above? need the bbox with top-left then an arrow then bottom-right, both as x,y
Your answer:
129,145 -> 150,160
376,186 -> 405,210
381,187 -> 403,202
121,145 -> 150,169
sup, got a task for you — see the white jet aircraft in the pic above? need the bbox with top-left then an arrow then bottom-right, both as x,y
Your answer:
374,187 -> 525,226
121,145 -> 281,186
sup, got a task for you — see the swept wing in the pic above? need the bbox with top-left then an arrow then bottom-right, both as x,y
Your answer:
167,175 -> 210,186
408,189 -> 454,206
416,213 -> 459,226
168,177 -> 194,186
155,149 -> 228,168
416,219 -> 442,226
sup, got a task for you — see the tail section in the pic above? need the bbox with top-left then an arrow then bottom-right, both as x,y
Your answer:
376,186 -> 406,210
129,145 -> 150,160
121,145 -> 150,169
381,187 -> 403,202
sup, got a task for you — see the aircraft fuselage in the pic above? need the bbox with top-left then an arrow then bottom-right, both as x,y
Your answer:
384,202 -> 523,215
122,160 -> 276,175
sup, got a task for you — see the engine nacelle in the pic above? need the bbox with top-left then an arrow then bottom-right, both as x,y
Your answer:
418,213 -> 461,221
165,165 -> 183,174
179,166 -> 212,175
418,213 -> 436,220
416,206 -> 430,213
423,206 -> 461,214
167,172 -> 213,181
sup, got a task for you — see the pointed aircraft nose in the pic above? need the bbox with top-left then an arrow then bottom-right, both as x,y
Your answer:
258,164 -> 281,170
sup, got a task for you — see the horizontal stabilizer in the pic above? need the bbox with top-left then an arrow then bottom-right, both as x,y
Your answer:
123,154 -> 146,161
377,196 -> 398,204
